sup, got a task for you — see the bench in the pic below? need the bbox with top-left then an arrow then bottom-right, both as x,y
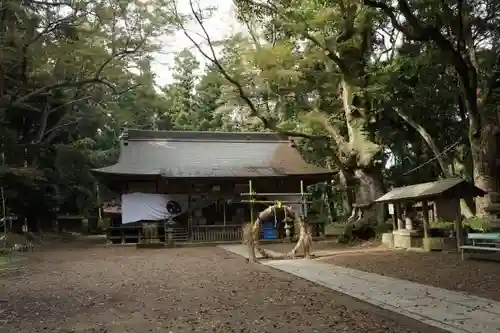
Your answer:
460,233 -> 500,260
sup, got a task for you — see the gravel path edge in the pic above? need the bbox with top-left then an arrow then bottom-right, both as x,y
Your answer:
218,245 -> 449,333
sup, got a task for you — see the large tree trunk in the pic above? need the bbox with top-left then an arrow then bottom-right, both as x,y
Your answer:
339,167 -> 385,243
460,77 -> 499,216
341,73 -> 384,214
341,78 -> 381,169
354,168 -> 385,204
471,124 -> 499,215
338,72 -> 386,235
338,168 -> 354,215
354,167 -> 385,221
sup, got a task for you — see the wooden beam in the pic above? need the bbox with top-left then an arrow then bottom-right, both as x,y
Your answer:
240,200 -> 313,204
240,192 -> 312,196
455,217 -> 463,252
422,200 -> 429,239
395,204 -> 402,230
391,204 -> 397,231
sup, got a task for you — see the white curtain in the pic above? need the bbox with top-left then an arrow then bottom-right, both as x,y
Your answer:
121,192 -> 189,224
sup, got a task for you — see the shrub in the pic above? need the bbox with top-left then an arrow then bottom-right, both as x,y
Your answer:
463,216 -> 493,232
431,216 -> 494,232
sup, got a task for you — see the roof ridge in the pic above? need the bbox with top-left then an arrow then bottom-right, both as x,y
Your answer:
123,129 -> 291,142
390,177 -> 464,190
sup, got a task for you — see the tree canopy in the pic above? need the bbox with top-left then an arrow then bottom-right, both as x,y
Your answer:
1,0 -> 499,231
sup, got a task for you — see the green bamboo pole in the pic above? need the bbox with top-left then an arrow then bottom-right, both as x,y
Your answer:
248,180 -> 254,224
247,180 -> 256,262
240,192 -> 312,196
300,180 -> 306,219
241,200 -> 313,204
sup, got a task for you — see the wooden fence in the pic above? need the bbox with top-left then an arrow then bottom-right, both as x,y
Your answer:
191,224 -> 243,242
106,223 -> 243,244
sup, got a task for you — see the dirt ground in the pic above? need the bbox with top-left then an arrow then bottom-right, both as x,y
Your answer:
0,245 -> 445,333
324,249 -> 500,301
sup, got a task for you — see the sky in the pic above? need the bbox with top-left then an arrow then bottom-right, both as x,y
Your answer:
151,0 -> 243,87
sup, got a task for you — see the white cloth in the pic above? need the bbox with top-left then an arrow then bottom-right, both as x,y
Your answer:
121,192 -> 189,224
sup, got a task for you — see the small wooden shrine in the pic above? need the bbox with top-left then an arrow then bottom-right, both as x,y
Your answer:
375,178 -> 486,251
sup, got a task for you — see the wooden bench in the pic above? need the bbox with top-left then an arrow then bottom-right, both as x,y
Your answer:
460,233 -> 500,260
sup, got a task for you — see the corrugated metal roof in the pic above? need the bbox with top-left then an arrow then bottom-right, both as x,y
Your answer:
93,130 -> 332,179
375,178 -> 485,203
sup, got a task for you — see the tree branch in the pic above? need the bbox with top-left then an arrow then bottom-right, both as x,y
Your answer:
364,0 -> 424,40
176,0 -> 328,141
479,49 -> 500,107
393,107 -> 449,176
11,78 -> 116,107
43,118 -> 83,144
364,0 -> 482,136
240,0 -> 347,72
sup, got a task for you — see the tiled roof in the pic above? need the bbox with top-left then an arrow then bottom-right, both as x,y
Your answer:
92,130 -> 333,179
375,178 -> 485,203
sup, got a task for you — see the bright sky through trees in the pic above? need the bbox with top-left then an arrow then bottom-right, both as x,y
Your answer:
152,0 -> 242,86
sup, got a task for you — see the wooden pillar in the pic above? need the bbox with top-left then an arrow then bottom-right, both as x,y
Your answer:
248,180 -> 256,262
391,203 -> 397,231
422,200 -> 429,238
187,183 -> 192,241
454,198 -> 463,252
394,203 -> 401,230
223,200 -> 227,226
455,217 -> 463,252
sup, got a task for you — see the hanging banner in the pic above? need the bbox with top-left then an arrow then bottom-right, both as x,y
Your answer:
121,193 -> 189,224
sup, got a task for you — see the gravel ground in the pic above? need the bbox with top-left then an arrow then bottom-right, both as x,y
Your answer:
261,239 -> 381,255
324,249 -> 500,301
0,245 -> 445,333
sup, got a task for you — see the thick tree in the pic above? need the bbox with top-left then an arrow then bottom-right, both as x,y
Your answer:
365,0 -> 500,214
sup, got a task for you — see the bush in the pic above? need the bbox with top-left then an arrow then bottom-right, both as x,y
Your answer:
463,216 -> 493,232
338,223 -> 377,244
430,220 -> 454,230
431,216 -> 494,233
375,221 -> 392,235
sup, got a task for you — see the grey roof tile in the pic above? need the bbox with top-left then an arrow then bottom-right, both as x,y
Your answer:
93,130 -> 332,179
375,178 -> 485,203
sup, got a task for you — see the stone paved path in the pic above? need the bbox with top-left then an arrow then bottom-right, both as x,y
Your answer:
219,244 -> 500,333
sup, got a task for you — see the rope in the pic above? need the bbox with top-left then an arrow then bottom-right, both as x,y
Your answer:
402,138 -> 463,176
1,187 -> 6,238
273,205 -> 278,228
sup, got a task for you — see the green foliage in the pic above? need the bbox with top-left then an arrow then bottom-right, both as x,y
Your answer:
432,217 -> 494,232
430,220 -> 455,230
0,0 -> 177,226
463,216 -> 494,232
1,0 -> 498,230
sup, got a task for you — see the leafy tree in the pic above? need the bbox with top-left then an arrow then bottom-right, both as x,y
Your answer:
0,0 -> 177,227
365,0 -> 500,214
